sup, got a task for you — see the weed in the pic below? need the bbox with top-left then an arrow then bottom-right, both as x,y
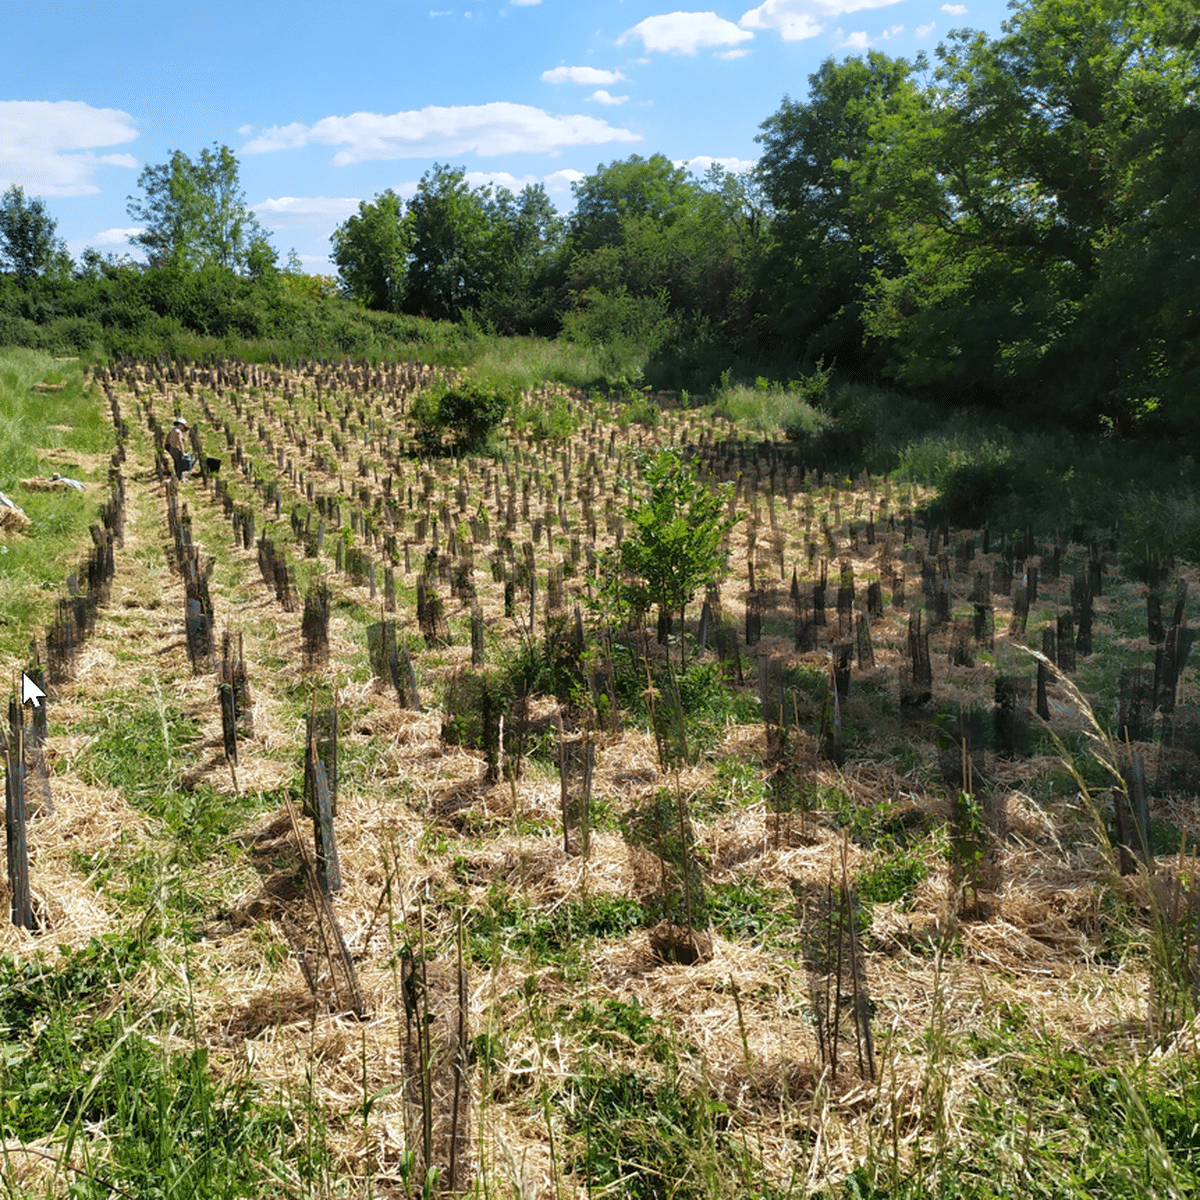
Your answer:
0,349 -> 115,666
77,694 -> 196,810
707,876 -> 794,944
695,754 -> 770,816
563,1065 -> 730,1200
467,890 -> 648,964
0,939 -> 291,1194
518,392 -> 580,443
857,853 -> 928,910
825,788 -> 925,849
571,997 -> 674,1063
714,371 -> 831,440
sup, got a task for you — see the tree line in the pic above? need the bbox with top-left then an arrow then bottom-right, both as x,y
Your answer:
2,0 -> 1197,435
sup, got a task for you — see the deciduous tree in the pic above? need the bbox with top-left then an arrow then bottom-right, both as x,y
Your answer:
330,190 -> 412,310
0,186 -> 67,282
403,164 -> 492,321
127,144 -> 272,273
754,52 -> 916,369
604,449 -> 739,662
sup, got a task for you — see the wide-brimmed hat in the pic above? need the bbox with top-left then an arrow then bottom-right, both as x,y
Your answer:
174,417 -> 188,428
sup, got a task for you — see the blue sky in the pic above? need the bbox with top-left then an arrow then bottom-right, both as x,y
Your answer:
5,0 -> 1012,275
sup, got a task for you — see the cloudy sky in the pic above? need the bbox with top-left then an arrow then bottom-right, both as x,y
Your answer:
5,0 -> 1009,274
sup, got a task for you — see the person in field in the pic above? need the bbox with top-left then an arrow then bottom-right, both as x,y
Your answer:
165,417 -> 190,480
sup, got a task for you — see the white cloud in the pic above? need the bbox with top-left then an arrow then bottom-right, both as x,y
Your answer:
243,122 -> 309,153
242,103 -> 640,162
430,9 -> 452,16
739,0 -> 903,38
0,101 -> 138,196
941,3 -> 967,13
820,0 -> 906,12
542,65 -> 626,85
833,18 -> 904,48
544,168 -> 586,191
916,19 -> 936,34
739,1 -> 823,39
675,155 -> 758,176
716,47 -> 752,58
463,170 -> 533,191
93,227 -> 143,246
253,196 -> 364,219
511,0 -> 541,5
618,11 -> 754,55
462,168 -> 584,196
587,89 -> 630,105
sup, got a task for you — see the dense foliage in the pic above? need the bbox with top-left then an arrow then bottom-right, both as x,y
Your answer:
0,186 -> 69,282
410,378 -> 515,453
1,0 -> 1197,437
598,449 -> 740,643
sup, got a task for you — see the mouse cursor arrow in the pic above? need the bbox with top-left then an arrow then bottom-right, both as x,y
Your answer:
22,674 -> 46,708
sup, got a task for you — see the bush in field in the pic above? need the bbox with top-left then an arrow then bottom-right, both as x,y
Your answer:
714,369 -> 831,439
897,431 -> 1024,523
410,378 -> 515,453
1119,490 -> 1200,580
519,392 -> 578,442
601,449 -> 739,655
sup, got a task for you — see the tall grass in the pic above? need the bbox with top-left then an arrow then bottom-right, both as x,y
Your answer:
465,334 -> 640,394
713,378 -> 830,439
893,416 -> 1200,543
0,938 -> 294,1197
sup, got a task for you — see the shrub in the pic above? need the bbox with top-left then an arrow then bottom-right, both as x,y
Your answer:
1118,490 -> 1200,579
897,432 -> 1023,523
519,392 -> 579,442
411,378 -> 515,453
713,372 -> 830,440
44,314 -> 103,352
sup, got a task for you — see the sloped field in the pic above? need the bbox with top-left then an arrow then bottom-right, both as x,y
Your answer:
1,352 -> 1197,1199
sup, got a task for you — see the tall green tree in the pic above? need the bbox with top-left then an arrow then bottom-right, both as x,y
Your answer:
568,154 -> 694,254
563,155 -> 759,371
403,164 -> 492,321
849,0 -> 1199,425
754,51 -> 917,370
0,186 -> 67,282
478,182 -> 564,334
330,190 -> 412,311
127,143 -> 273,273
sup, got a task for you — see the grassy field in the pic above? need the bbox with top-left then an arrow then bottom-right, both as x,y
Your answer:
0,350 -> 117,674
0,351 -> 1197,1199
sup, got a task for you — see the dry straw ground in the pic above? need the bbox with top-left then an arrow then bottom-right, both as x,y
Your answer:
2,356 -> 1197,1198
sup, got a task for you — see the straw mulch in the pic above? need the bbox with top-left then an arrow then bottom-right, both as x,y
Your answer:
14,367 -> 1188,1197
19,476 -> 74,491
0,505 -> 29,533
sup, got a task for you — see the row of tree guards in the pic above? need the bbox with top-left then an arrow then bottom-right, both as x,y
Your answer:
109,365 -> 1200,850
137,370 -> 466,1186
156,470 -> 366,1018
59,350 -> 1200,1118
2,387 -> 129,929
120,353 -> 1200,789
117,353 -> 1200,881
